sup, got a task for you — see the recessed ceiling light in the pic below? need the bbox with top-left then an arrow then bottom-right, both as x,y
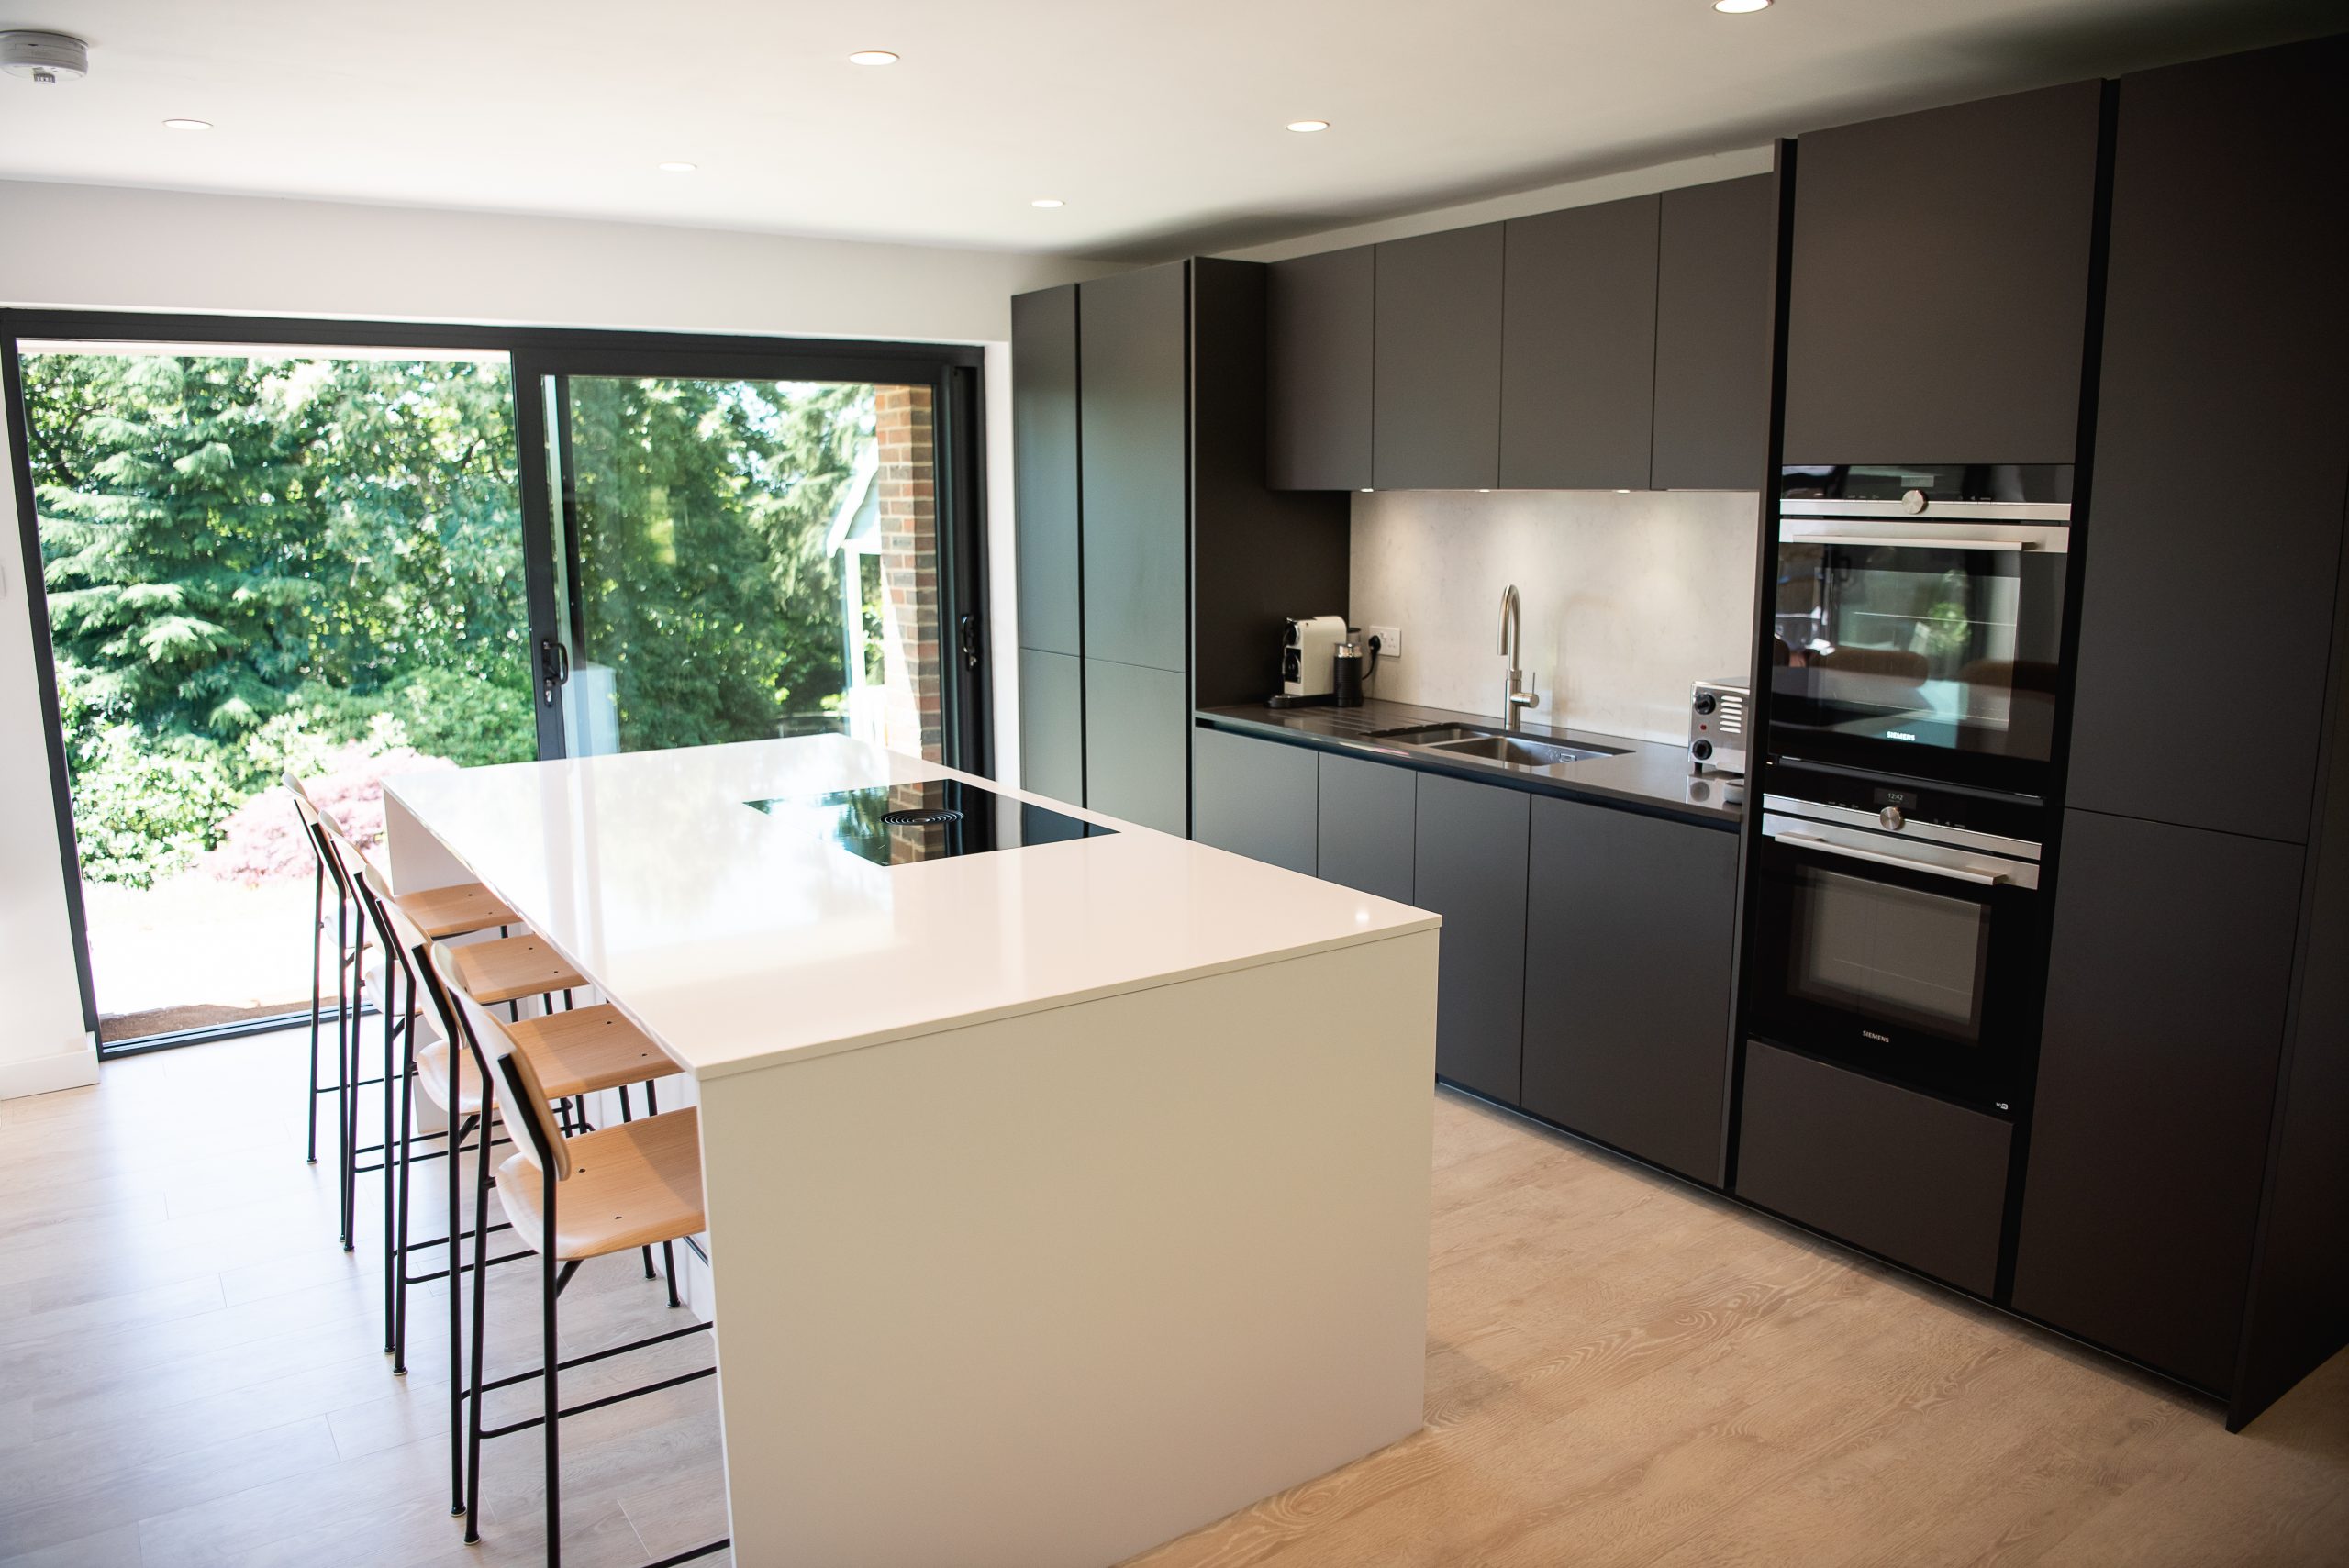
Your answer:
1713,0 -> 1772,12
658,161 -> 696,172
162,117 -> 212,132
1287,119 -> 1330,134
848,50 -> 899,65
1030,197 -> 1064,208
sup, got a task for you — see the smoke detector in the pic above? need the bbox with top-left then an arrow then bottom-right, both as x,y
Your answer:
2,31 -> 90,84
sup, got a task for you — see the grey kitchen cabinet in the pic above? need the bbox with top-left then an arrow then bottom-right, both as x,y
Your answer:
1267,245 -> 1375,491
1782,80 -> 2104,464
1190,727 -> 1318,875
1082,660 -> 1189,837
1520,798 -> 1735,1184
1498,195 -> 1659,492
2064,39 -> 2349,845
1737,1041 -> 2013,1297
1651,172 -> 1776,490
1012,284 -> 1082,658
2013,808 -> 2306,1392
1316,750 -> 1417,905
1373,224 -> 1504,491
1412,772 -> 1530,1103
1016,649 -> 1084,807
1079,263 -> 1189,675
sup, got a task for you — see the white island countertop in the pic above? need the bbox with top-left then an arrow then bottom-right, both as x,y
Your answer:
383,734 -> 1436,1080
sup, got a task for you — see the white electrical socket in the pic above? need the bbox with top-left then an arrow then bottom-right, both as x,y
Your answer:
1365,624 -> 1402,659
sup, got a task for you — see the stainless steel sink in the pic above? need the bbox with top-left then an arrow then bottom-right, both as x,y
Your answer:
1368,722 -> 1627,768
1427,734 -> 1624,766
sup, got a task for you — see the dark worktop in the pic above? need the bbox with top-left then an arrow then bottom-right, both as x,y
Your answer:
1197,697 -> 1744,828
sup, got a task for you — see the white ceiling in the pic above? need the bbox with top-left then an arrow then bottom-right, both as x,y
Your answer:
0,0 -> 2335,261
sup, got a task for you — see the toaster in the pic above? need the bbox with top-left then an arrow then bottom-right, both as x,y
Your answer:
1688,676 -> 1749,776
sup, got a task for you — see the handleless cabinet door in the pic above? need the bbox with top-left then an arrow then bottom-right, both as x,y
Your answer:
2065,39 -> 2349,844
1017,649 -> 1085,807
1412,773 -> 1530,1104
1652,173 -> 1776,491
1191,728 -> 1318,875
1499,195 -> 1659,491
2013,809 -> 2304,1392
1521,799 -> 1736,1184
1374,225 -> 1504,491
1782,80 -> 2103,464
1080,263 -> 1189,674
1012,285 -> 1083,658
1318,751 -> 1417,905
1268,246 -> 1375,490
1082,659 -> 1189,837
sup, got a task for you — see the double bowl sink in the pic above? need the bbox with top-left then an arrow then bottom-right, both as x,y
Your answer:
1368,723 -> 1628,773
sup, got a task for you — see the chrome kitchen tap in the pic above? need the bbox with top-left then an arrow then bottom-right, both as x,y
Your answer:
1498,584 -> 1537,732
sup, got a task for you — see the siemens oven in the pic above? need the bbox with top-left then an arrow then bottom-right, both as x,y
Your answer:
1768,467 -> 2070,803
1746,800 -> 2045,1116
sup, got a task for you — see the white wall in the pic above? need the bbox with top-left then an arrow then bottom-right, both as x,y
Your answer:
0,178 -> 1108,1096
1350,489 -> 1758,746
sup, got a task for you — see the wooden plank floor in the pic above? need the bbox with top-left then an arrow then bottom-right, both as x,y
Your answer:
3,1030 -> 2343,1567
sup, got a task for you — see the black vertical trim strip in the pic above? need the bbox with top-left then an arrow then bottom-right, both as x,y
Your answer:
2,337 -> 103,1039
509,359 -> 566,760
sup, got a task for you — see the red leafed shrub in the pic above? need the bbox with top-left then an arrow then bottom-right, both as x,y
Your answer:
205,741 -> 457,885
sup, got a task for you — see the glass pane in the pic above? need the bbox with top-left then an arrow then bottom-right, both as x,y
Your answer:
1787,866 -> 1988,1037
549,375 -> 944,762
18,343 -> 531,1042
1771,541 -> 2065,762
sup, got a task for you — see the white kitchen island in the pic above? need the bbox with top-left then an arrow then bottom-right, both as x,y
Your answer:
382,735 -> 1440,1568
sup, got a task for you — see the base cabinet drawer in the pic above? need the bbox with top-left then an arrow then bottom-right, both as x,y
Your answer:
1412,773 -> 1530,1104
1317,751 -> 1416,903
1734,1041 -> 2012,1297
1190,728 -> 1318,874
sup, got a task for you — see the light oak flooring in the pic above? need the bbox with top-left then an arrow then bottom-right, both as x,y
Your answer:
3,1030 -> 2344,1567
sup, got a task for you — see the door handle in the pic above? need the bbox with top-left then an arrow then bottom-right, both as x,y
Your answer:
539,639 -> 572,706
1771,830 -> 2007,885
957,613 -> 982,673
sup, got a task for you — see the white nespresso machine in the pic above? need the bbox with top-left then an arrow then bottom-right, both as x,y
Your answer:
1279,615 -> 1349,702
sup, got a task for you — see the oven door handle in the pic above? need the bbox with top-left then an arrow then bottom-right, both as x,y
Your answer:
1772,831 -> 2009,885
1787,533 -> 2031,551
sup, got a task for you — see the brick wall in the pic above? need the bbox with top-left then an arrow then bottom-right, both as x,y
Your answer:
874,384 -> 943,762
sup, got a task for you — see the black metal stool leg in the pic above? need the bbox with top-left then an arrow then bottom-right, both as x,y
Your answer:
306,856 -> 324,1165
463,1111 -> 494,1541
540,1183 -> 563,1568
334,892 -> 351,1245
391,971 -> 418,1374
644,1080 -> 682,1308
450,1109 -> 477,1517
381,959 -> 399,1351
619,1085 -> 657,1281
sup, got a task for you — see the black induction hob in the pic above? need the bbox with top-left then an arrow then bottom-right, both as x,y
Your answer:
747,778 -> 1111,868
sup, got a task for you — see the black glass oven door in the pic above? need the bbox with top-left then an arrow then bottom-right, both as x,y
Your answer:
1747,831 -> 2040,1113
1769,537 -> 2066,796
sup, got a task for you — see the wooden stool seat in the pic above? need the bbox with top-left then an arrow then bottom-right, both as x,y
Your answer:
504,1006 -> 673,1100
449,934 -> 585,1006
393,882 -> 520,940
495,1108 -> 705,1262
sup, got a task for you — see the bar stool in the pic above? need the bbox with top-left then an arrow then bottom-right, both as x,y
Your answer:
434,943 -> 725,1568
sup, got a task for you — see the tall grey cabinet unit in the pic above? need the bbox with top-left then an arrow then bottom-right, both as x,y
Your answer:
1781,81 -> 2104,464
1373,225 -> 1505,491
1266,245 -> 1375,491
1498,195 -> 1660,492
2011,35 -> 2349,1429
1010,261 -> 1348,838
1651,172 -> 1776,490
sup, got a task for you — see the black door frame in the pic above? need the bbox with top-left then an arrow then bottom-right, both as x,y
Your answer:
0,309 -> 992,1053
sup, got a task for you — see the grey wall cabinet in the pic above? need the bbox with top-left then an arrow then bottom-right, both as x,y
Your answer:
1083,660 -> 1190,836
1412,773 -> 1530,1103
1499,196 -> 1659,492
1016,649 -> 1085,807
2064,40 -> 2349,845
1190,728 -> 1318,874
1521,800 -> 1736,1184
1011,286 -> 1082,657
1652,173 -> 1776,490
1782,81 -> 2104,464
1316,751 -> 1417,905
1374,225 -> 1504,491
1078,263 -> 1190,675
1267,246 -> 1375,491
2014,809 -> 2306,1392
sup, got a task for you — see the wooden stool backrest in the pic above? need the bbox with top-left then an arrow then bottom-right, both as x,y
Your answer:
427,940 -> 572,1183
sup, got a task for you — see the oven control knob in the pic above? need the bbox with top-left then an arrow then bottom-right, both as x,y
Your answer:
1901,488 -> 1929,515
1693,691 -> 1717,716
1879,806 -> 1906,830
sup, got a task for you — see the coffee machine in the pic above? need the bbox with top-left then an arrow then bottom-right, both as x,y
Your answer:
1278,616 -> 1348,703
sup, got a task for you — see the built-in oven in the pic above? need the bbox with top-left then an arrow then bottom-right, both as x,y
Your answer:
1767,466 -> 2071,804
1745,798 -> 2045,1116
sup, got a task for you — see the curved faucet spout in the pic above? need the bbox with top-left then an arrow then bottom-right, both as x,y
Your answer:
1498,584 -> 1534,731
